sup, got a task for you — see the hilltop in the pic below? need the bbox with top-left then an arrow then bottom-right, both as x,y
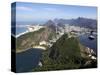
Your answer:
32,34 -> 97,71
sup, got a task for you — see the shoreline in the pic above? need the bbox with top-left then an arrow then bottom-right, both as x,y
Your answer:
16,30 -> 29,38
16,25 -> 45,38
16,46 -> 46,53
32,46 -> 46,50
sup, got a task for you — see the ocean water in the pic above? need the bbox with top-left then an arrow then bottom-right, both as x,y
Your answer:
16,27 -> 28,35
79,33 -> 97,54
11,26 -> 28,36
16,48 -> 43,72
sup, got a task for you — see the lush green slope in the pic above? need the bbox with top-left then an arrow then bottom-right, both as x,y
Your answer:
32,34 -> 83,71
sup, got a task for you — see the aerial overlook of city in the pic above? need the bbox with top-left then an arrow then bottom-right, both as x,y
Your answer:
11,2 -> 97,73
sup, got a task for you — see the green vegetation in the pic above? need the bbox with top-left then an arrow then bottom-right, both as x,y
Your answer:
32,33 -> 97,71
32,34 -> 85,71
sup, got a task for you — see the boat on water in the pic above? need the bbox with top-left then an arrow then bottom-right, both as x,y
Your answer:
88,35 -> 95,40
88,31 -> 95,40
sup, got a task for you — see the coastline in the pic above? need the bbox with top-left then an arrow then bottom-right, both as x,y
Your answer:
16,30 -> 29,38
16,25 -> 45,38
16,46 -> 46,53
32,46 -> 46,50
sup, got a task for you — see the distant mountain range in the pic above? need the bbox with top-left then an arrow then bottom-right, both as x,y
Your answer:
43,17 -> 97,29
54,17 -> 97,29
13,17 -> 97,30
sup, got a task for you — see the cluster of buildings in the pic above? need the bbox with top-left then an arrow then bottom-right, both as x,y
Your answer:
64,24 -> 90,33
27,24 -> 44,32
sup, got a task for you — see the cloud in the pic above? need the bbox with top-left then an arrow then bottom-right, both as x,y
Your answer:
43,7 -> 60,12
16,6 -> 33,11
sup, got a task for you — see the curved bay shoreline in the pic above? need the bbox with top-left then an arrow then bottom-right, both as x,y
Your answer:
16,46 -> 46,53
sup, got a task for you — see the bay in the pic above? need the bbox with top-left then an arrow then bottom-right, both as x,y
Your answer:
16,48 -> 43,72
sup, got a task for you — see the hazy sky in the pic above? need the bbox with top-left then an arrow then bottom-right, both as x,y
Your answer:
13,2 -> 97,23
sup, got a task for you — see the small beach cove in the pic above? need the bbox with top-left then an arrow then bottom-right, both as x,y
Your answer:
16,45 -> 46,53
